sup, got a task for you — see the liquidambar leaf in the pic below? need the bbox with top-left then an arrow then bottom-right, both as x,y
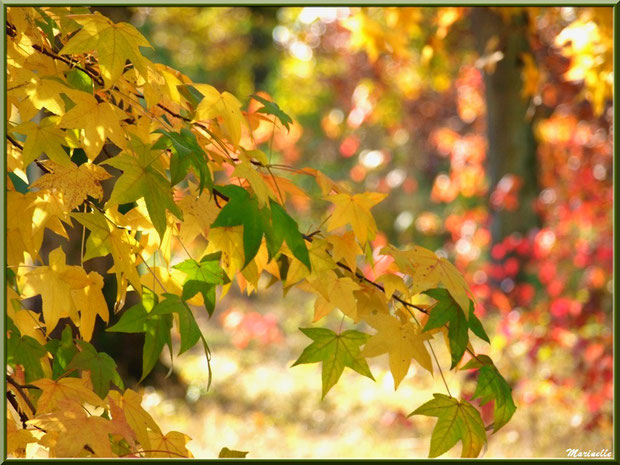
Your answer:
251,94 -> 293,131
219,447 -> 249,458
409,393 -> 487,458
67,340 -> 124,399
292,327 -> 374,398
471,363 -> 517,432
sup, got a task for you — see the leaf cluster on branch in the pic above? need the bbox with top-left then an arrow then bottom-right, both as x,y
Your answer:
6,6 -> 515,458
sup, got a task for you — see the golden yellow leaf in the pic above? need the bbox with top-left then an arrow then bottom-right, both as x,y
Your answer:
381,245 -> 472,314
31,378 -> 105,415
325,192 -> 387,244
108,389 -> 161,453
326,231 -> 362,271
361,312 -> 433,389
7,414 -> 37,458
376,273 -> 410,299
21,247 -> 78,335
177,189 -> 219,244
69,271 -> 109,342
309,271 -> 361,320
232,162 -> 274,208
28,398 -> 121,457
7,191 -> 42,266
23,76 -> 70,115
205,226 -> 244,297
12,117 -> 75,167
146,431 -> 193,458
193,83 -> 245,147
60,13 -> 151,88
60,91 -> 127,160
31,160 -> 111,211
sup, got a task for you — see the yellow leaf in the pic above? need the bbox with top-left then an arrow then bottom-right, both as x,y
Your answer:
193,83 -> 245,147
232,162 -> 274,208
325,192 -> 387,244
205,226 -> 244,297
71,209 -> 142,299
285,238 -> 336,287
355,285 -> 390,320
12,117 -> 74,167
31,378 -> 106,415
7,414 -> 37,458
7,191 -> 42,266
381,245 -> 472,314
309,271 -> 361,320
146,430 -> 193,458
361,312 -> 433,389
60,91 -> 127,160
24,76 -> 70,115
31,160 -> 111,211
69,271 -> 109,341
21,247 -> 78,335
177,189 -> 219,244
326,231 -> 362,271
108,389 -> 161,453
376,273 -> 410,299
7,287 -> 46,345
60,13 -> 151,88
28,398 -> 121,457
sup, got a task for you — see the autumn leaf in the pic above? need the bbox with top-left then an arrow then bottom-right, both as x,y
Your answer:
60,13 -> 151,88
219,447 -> 249,458
28,398 -> 124,457
32,160 -> 110,211
293,328 -> 374,398
362,312 -> 433,389
325,192 -> 387,244
7,415 -> 37,458
147,430 -> 193,458
60,91 -> 127,160
32,377 -> 106,415
326,231 -> 362,271
103,135 -> 183,239
12,117 -> 75,167
71,209 -> 142,295
382,244 -> 473,314
193,83 -> 245,147
409,393 -> 487,458
107,389 -> 162,453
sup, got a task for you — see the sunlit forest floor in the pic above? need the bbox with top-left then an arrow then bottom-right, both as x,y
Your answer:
139,287 -> 611,459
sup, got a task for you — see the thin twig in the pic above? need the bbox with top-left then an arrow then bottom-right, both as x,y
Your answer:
7,375 -> 37,415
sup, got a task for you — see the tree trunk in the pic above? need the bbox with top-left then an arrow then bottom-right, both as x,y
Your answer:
470,7 -> 540,244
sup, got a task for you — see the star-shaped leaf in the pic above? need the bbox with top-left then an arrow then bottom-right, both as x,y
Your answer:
382,244 -> 473,314
173,254 -> 228,316
325,192 -> 387,244
32,160 -> 111,211
409,393 -> 487,458
362,312 -> 433,389
67,340 -> 124,399
251,94 -> 293,131
60,91 -> 127,159
60,13 -> 151,88
193,83 -> 245,147
12,117 -> 75,167
293,327 -> 374,398
103,135 -> 182,239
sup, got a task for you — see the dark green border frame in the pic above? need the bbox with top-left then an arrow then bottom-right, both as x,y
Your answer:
1,2 -> 617,463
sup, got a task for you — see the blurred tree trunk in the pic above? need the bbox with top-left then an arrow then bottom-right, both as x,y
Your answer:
470,8 -> 540,244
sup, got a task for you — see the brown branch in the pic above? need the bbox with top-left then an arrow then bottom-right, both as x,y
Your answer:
7,391 -> 30,429
7,375 -> 37,416
31,44 -> 104,86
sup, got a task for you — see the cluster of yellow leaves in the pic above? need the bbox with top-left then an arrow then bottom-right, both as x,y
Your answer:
7,378 -> 191,458
5,6 -> 493,460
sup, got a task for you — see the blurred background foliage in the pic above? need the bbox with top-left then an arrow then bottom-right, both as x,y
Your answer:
93,6 -> 613,458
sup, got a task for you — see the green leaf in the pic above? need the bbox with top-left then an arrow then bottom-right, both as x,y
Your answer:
467,301 -> 490,343
103,135 -> 182,239
67,340 -> 124,398
251,94 -> 293,131
269,200 -> 311,270
292,328 -> 374,398
150,294 -> 202,355
106,287 -> 158,333
423,288 -> 469,369
140,312 -> 173,382
7,329 -> 47,383
46,325 -> 79,379
219,447 -> 249,458
153,128 -> 212,193
173,256 -> 227,317
472,364 -> 517,432
409,393 -> 487,458
66,68 -> 94,94
211,185 -> 265,267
